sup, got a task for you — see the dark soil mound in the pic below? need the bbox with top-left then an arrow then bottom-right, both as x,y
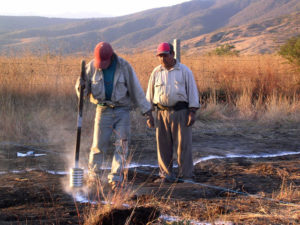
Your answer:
94,206 -> 160,225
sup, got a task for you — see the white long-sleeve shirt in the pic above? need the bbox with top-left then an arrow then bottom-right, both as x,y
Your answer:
146,61 -> 200,109
75,55 -> 151,114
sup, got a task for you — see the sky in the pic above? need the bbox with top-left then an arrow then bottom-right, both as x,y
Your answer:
0,0 -> 191,18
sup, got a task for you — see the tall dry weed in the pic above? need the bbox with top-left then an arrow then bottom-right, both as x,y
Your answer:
259,94 -> 300,123
0,52 -> 299,142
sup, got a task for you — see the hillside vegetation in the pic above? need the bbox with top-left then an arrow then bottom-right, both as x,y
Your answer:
184,11 -> 300,54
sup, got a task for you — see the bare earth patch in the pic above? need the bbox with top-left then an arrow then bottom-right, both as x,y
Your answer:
0,120 -> 299,224
0,153 -> 299,224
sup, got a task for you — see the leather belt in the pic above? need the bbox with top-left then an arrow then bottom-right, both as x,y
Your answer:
156,102 -> 188,111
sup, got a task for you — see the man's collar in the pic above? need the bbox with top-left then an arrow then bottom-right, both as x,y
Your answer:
173,60 -> 180,69
160,60 -> 180,71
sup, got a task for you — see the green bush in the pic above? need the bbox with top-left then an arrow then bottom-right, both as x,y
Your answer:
211,44 -> 240,56
279,35 -> 300,67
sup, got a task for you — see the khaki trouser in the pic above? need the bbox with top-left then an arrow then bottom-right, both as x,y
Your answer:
89,105 -> 130,183
156,108 -> 193,179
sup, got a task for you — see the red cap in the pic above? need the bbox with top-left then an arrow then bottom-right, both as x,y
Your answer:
94,42 -> 113,69
156,42 -> 171,56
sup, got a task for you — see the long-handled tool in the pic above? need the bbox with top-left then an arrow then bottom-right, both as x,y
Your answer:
70,60 -> 85,188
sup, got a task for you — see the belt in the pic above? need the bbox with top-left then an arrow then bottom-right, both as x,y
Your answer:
156,102 -> 188,111
98,103 -> 115,108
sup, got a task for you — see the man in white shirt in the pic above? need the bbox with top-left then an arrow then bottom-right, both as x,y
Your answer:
146,42 -> 200,183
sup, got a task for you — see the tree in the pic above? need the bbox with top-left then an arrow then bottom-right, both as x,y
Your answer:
213,44 -> 240,56
279,35 -> 300,67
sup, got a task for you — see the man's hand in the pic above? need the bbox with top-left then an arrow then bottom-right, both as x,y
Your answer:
187,110 -> 196,127
145,110 -> 154,128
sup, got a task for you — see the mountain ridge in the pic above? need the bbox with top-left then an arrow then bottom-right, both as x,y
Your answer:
0,0 -> 299,55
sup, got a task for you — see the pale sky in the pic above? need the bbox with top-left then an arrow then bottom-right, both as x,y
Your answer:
0,0 -> 191,18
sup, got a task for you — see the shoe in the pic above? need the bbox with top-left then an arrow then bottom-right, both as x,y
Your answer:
154,178 -> 166,183
174,177 -> 184,183
110,181 -> 122,191
177,176 -> 195,183
86,169 -> 98,185
154,177 -> 178,183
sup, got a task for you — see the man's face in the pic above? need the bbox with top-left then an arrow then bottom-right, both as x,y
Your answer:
157,53 -> 175,69
100,55 -> 113,70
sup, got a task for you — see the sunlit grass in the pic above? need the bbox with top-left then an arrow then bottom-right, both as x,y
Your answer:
0,52 -> 299,143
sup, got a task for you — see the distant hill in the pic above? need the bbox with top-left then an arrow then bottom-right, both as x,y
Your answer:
0,16 -> 79,34
183,11 -> 300,54
0,0 -> 299,55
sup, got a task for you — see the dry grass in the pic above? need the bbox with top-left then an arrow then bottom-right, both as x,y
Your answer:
83,185 -> 134,225
0,52 -> 299,142
1,52 -> 299,224
81,155 -> 300,225
83,164 -> 161,225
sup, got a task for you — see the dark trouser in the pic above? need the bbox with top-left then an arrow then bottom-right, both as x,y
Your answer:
156,108 -> 193,179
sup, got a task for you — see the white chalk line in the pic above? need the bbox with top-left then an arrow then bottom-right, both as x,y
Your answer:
1,150 -> 299,175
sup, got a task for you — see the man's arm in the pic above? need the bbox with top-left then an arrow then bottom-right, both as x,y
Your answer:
185,67 -> 200,109
185,66 -> 200,127
125,63 -> 151,114
75,63 -> 91,98
146,70 -> 156,110
144,71 -> 156,128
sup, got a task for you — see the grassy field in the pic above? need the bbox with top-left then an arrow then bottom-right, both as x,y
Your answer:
0,52 -> 299,143
0,52 -> 300,224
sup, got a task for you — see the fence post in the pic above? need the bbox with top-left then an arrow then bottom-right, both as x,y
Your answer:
173,39 -> 181,62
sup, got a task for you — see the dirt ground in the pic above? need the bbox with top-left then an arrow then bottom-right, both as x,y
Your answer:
0,120 -> 300,224
0,154 -> 299,224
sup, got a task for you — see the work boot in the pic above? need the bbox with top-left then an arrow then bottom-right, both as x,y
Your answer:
109,181 -> 123,192
177,175 -> 195,183
87,165 -> 106,184
86,167 -> 97,186
154,176 -> 181,183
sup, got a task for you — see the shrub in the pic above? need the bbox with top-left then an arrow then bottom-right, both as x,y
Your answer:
212,44 -> 240,56
279,35 -> 300,67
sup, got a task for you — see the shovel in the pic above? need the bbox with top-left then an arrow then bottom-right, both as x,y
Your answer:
70,60 -> 85,188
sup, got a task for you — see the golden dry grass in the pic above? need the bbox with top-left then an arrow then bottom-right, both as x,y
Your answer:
0,52 -> 299,142
1,52 -> 299,224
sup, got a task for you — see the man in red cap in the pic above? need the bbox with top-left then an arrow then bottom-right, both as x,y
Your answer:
146,42 -> 200,183
76,41 -> 153,191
